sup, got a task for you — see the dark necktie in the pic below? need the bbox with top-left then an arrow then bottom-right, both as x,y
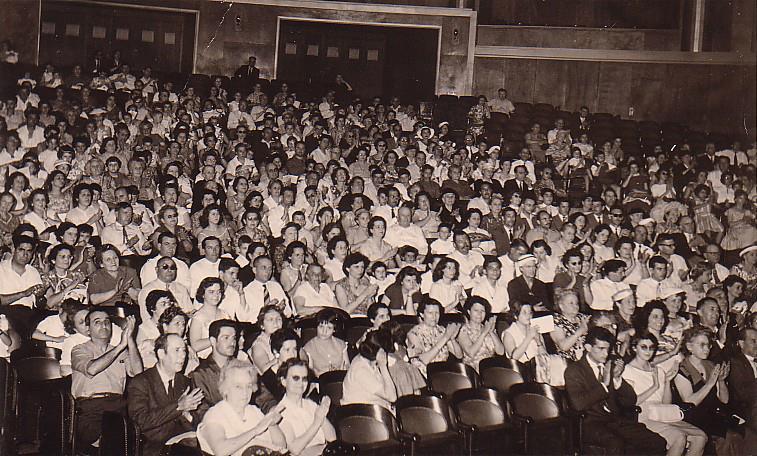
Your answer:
167,379 -> 174,396
597,365 -> 604,382
262,283 -> 270,303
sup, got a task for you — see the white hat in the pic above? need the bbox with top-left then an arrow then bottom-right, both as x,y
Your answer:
739,244 -> 757,257
416,126 -> 434,139
659,288 -> 685,300
612,289 -> 634,302
639,218 -> 656,226
89,108 -> 106,116
516,254 -> 537,265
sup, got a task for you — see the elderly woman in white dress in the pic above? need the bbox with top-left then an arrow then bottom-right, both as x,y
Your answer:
198,359 -> 287,456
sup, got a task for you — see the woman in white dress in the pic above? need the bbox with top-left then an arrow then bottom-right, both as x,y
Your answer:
198,359 -> 287,456
277,359 -> 337,456
429,258 -> 466,312
622,332 -> 707,456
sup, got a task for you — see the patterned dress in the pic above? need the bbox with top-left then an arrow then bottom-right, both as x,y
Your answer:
720,207 -> 757,250
692,196 -> 723,233
407,323 -> 449,377
459,322 -> 499,371
335,276 -> 374,315
553,313 -> 588,361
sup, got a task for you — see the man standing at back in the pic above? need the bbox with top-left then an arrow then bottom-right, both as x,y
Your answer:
128,334 -> 202,455
565,327 -> 666,455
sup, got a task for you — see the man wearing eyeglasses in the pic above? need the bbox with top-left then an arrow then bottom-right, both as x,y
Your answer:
139,232 -> 191,290
138,256 -> 192,321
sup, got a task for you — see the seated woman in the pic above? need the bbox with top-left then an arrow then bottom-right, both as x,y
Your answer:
550,290 -> 590,362
189,277 -> 230,359
136,289 -> 176,356
406,297 -> 463,377
428,258 -> 466,312
354,216 -> 397,268
198,359 -> 287,456
502,300 -> 547,365
334,252 -> 377,316
457,296 -> 504,372
39,244 -> 88,310
261,328 -> 302,402
623,332 -> 707,456
277,358 -> 337,456
279,240 -> 307,295
552,248 -> 591,313
381,266 -> 423,315
381,320 -> 426,396
250,305 -> 285,374
590,224 -> 615,266
673,327 -> 731,440
87,244 -> 141,307
633,300 -> 682,374
342,327 -> 397,410
292,263 -> 338,317
302,309 -> 349,377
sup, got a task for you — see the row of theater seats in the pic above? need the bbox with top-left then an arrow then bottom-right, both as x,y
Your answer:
316,358 -> 634,455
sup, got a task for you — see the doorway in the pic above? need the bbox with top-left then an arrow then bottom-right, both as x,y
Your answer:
276,19 -> 439,103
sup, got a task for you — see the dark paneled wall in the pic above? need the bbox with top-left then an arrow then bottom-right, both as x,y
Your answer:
1,0 -> 41,65
477,27 -> 681,51
473,57 -> 756,136
478,0 -> 681,28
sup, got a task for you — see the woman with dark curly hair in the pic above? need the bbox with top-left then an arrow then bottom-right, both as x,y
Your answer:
633,300 -> 682,374
334,252 -> 377,315
189,277 -> 229,358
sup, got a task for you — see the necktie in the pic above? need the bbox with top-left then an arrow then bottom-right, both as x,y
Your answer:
262,283 -> 270,303
597,364 -> 604,382
507,227 -> 513,240
122,225 -> 131,252
391,207 -> 396,218
167,379 -> 174,396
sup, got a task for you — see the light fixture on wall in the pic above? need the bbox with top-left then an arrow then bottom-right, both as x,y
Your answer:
234,15 -> 243,32
452,28 -> 460,45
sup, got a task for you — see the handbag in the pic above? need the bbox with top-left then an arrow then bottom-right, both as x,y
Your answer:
641,403 -> 684,423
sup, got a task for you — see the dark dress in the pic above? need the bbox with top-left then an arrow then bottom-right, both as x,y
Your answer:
673,357 -> 730,438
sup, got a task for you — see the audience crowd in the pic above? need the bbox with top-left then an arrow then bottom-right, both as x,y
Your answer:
0,48 -> 755,455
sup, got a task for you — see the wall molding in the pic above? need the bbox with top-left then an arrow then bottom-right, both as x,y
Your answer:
209,0 -> 476,18
475,45 -> 757,66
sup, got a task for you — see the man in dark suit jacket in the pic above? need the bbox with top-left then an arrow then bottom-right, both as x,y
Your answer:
502,164 -> 534,200
234,56 -> 259,82
565,327 -> 667,455
127,334 -> 201,456
506,254 -> 551,311
729,328 -> 757,420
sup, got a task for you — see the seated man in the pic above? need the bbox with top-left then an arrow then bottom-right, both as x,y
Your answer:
127,334 -> 202,456
71,310 -> 143,449
565,327 -> 666,455
191,319 -> 276,418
